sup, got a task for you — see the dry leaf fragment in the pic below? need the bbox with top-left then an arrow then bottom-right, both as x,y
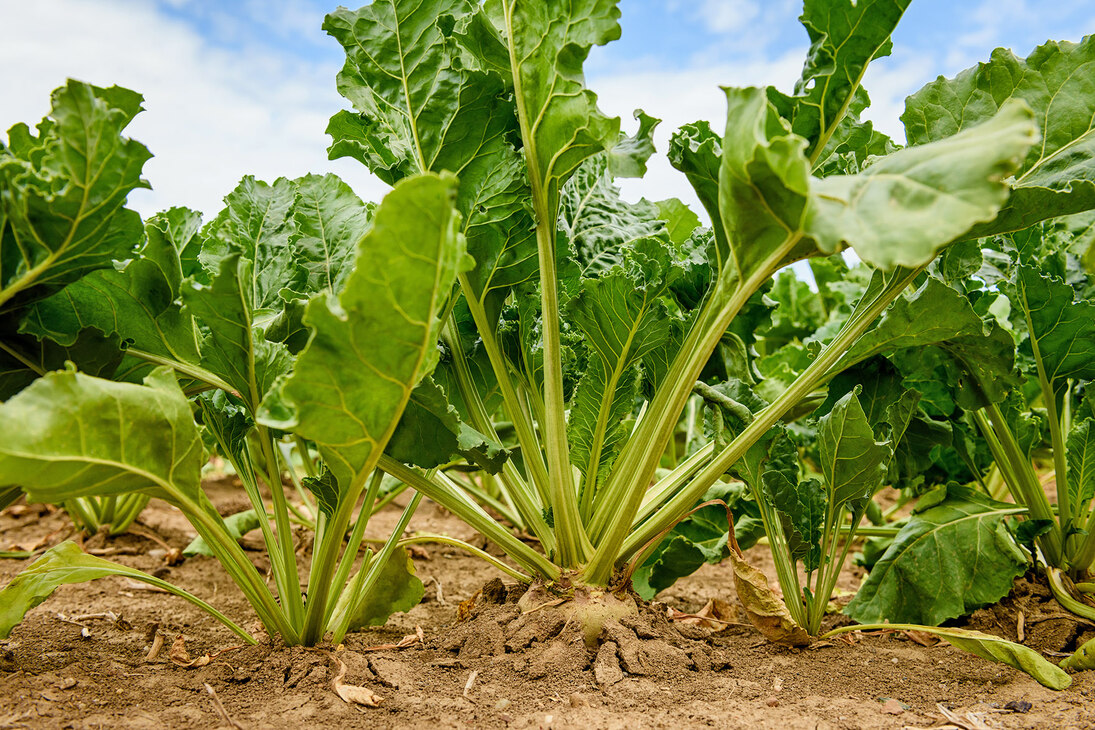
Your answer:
330,655 -> 383,707
359,626 -> 424,653
169,635 -> 211,668
728,542 -> 811,647
667,598 -> 745,629
902,629 -> 940,648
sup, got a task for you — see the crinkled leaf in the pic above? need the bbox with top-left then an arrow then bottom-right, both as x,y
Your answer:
302,469 -> 339,520
1004,265 -> 1095,384
845,485 -> 1028,625
568,239 -> 677,484
559,155 -> 667,275
774,0 -> 908,164
325,0 -> 537,327
904,36 -> 1095,235
0,367 -> 203,506
199,177 -> 302,308
182,253 -> 292,410
654,198 -> 701,245
258,174 -> 467,488
607,109 -> 659,179
0,81 -> 150,312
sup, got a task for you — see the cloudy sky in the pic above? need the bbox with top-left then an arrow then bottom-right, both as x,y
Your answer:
2,0 -> 1093,221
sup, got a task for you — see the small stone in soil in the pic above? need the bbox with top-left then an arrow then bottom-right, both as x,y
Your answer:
880,698 -> 904,715
765,697 -> 779,707
1004,700 -> 1033,713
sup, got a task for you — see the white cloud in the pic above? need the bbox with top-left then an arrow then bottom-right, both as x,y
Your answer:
700,0 -> 760,34
0,0 -> 388,219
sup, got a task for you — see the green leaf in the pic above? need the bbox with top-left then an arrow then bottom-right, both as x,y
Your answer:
182,253 -> 292,411
903,36 -> 1095,235
1067,418 -> 1095,510
325,0 -> 537,326
765,473 -> 825,572
291,173 -> 372,296
559,155 -> 667,275
923,626 -> 1070,690
387,376 -> 508,473
302,470 -> 339,520
1005,265 -> 1095,384
845,485 -> 1028,625
488,0 -> 621,215
654,198 -> 701,245
0,81 -> 150,312
0,367 -> 203,507
0,328 -> 123,400
776,0 -> 909,163
817,389 -> 890,515
808,100 -> 1038,269
343,547 -> 425,630
184,509 -> 261,557
20,215 -> 201,367
567,239 -> 677,485
200,176 -> 302,309
0,541 -> 250,642
258,174 -> 467,488
607,109 -> 659,179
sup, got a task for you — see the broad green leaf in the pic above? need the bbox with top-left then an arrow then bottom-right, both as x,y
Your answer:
765,473 -> 825,572
845,485 -> 1028,625
633,481 -> 766,600
841,278 -> 988,367
149,207 -> 206,282
0,328 -> 123,400
568,239 -> 677,484
809,100 -> 1038,269
184,509 -> 261,557
182,253 -> 292,411
258,174 -> 467,488
0,367 -> 203,507
717,87 -> 813,284
387,376 -> 507,473
775,0 -> 909,164
487,0 -> 621,215
904,36 -> 1095,235
0,541 -> 249,642
291,173 -> 372,296
0,81 -> 150,312
1004,265 -> 1095,384
302,470 -> 339,520
343,547 -> 425,630
918,626 -> 1070,690
654,198 -> 701,245
1067,419 -> 1095,510
200,176 -> 302,309
817,389 -> 889,514
325,0 -> 537,326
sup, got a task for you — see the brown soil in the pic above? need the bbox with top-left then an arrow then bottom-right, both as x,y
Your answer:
1,481 -> 1093,730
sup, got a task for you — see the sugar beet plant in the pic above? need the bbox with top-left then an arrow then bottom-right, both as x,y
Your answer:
315,0 -> 1089,652
0,82 -> 498,645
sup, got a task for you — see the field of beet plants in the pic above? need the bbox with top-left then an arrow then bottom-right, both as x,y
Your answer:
3,0 -> 1095,727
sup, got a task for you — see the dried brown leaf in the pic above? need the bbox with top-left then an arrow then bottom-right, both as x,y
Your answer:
728,546 -> 811,647
330,655 -> 383,707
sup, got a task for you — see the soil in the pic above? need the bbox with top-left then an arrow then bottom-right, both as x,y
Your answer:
1,480 -> 1093,730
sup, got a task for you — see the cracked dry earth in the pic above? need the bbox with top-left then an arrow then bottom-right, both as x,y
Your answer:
1,479 -> 1094,730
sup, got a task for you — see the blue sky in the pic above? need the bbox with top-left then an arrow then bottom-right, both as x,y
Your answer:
2,0 -> 1093,218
